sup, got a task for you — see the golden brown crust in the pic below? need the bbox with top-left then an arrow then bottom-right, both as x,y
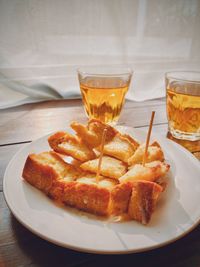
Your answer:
52,180 -> 113,216
48,180 -> 111,216
48,131 -> 96,161
22,120 -> 171,224
48,131 -> 70,151
121,133 -> 140,150
120,161 -> 170,184
22,154 -> 58,193
80,156 -> 127,179
22,152 -> 112,216
102,133 -> 138,163
62,182 -> 111,216
128,142 -> 164,166
70,119 -> 118,148
70,121 -> 100,148
151,141 -> 162,148
71,120 -> 139,163
128,180 -> 163,224
22,151 -> 80,192
88,119 -> 118,144
110,182 -> 133,215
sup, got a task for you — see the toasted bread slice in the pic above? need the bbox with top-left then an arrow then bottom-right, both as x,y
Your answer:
119,161 -> 170,183
80,156 -> 127,179
128,142 -> 164,166
61,174 -> 117,216
71,119 -> 117,148
22,152 -> 118,216
102,133 -> 139,163
71,120 -> 139,163
77,175 -> 118,188
70,121 -> 100,148
110,182 -> 133,215
61,181 -> 111,216
22,118 -> 170,223
48,131 -> 96,162
128,180 -> 163,224
22,151 -> 80,193
88,119 -> 118,142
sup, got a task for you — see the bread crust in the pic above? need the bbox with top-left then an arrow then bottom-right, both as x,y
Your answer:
22,151 -> 169,222
102,134 -> 139,163
22,153 -> 60,193
22,152 -> 113,216
120,161 -> 170,183
111,182 -> 132,215
63,182 -> 111,216
128,142 -> 164,166
71,119 -> 118,148
22,120 -> 171,224
48,131 -> 96,161
80,156 -> 127,179
128,180 -> 163,224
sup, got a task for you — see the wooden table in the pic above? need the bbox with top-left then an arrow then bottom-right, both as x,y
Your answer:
0,99 -> 200,267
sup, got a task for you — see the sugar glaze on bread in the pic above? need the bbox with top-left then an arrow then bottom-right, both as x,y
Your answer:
22,120 -> 170,225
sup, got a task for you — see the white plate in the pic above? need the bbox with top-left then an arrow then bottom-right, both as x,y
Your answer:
3,126 -> 200,254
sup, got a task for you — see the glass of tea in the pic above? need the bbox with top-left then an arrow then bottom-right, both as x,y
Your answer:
77,66 -> 133,124
166,71 -> 200,141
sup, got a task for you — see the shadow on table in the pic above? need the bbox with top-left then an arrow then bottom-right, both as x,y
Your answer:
10,215 -> 94,267
11,214 -> 200,267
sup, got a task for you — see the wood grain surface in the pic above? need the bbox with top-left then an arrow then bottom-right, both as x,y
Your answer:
0,99 -> 199,267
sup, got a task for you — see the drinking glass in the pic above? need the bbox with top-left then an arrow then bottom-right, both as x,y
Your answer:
166,71 -> 200,141
77,66 -> 133,125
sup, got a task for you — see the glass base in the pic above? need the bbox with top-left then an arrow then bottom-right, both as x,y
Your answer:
169,127 -> 200,141
166,132 -> 200,160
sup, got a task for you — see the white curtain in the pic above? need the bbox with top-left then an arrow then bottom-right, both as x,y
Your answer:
0,0 -> 200,105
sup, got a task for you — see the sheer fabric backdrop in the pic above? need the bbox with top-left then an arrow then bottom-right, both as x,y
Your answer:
0,0 -> 199,104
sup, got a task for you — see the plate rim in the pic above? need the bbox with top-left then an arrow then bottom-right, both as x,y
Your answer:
3,127 -> 200,254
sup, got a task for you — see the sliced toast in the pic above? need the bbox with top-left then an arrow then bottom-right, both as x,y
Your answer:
102,133 -> 139,163
80,155 -> 127,179
128,142 -> 164,166
71,119 -> 118,148
22,152 -> 118,216
128,180 -> 163,224
48,131 -> 96,162
22,120 -> 170,224
120,161 -> 170,184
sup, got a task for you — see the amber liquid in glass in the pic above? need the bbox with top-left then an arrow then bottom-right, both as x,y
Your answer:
80,77 -> 129,124
166,88 -> 200,141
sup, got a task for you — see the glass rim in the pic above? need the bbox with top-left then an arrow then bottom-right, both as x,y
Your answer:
77,65 -> 133,77
165,71 -> 200,84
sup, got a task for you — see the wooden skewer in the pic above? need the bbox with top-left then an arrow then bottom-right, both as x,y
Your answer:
142,111 -> 155,166
96,128 -> 107,182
